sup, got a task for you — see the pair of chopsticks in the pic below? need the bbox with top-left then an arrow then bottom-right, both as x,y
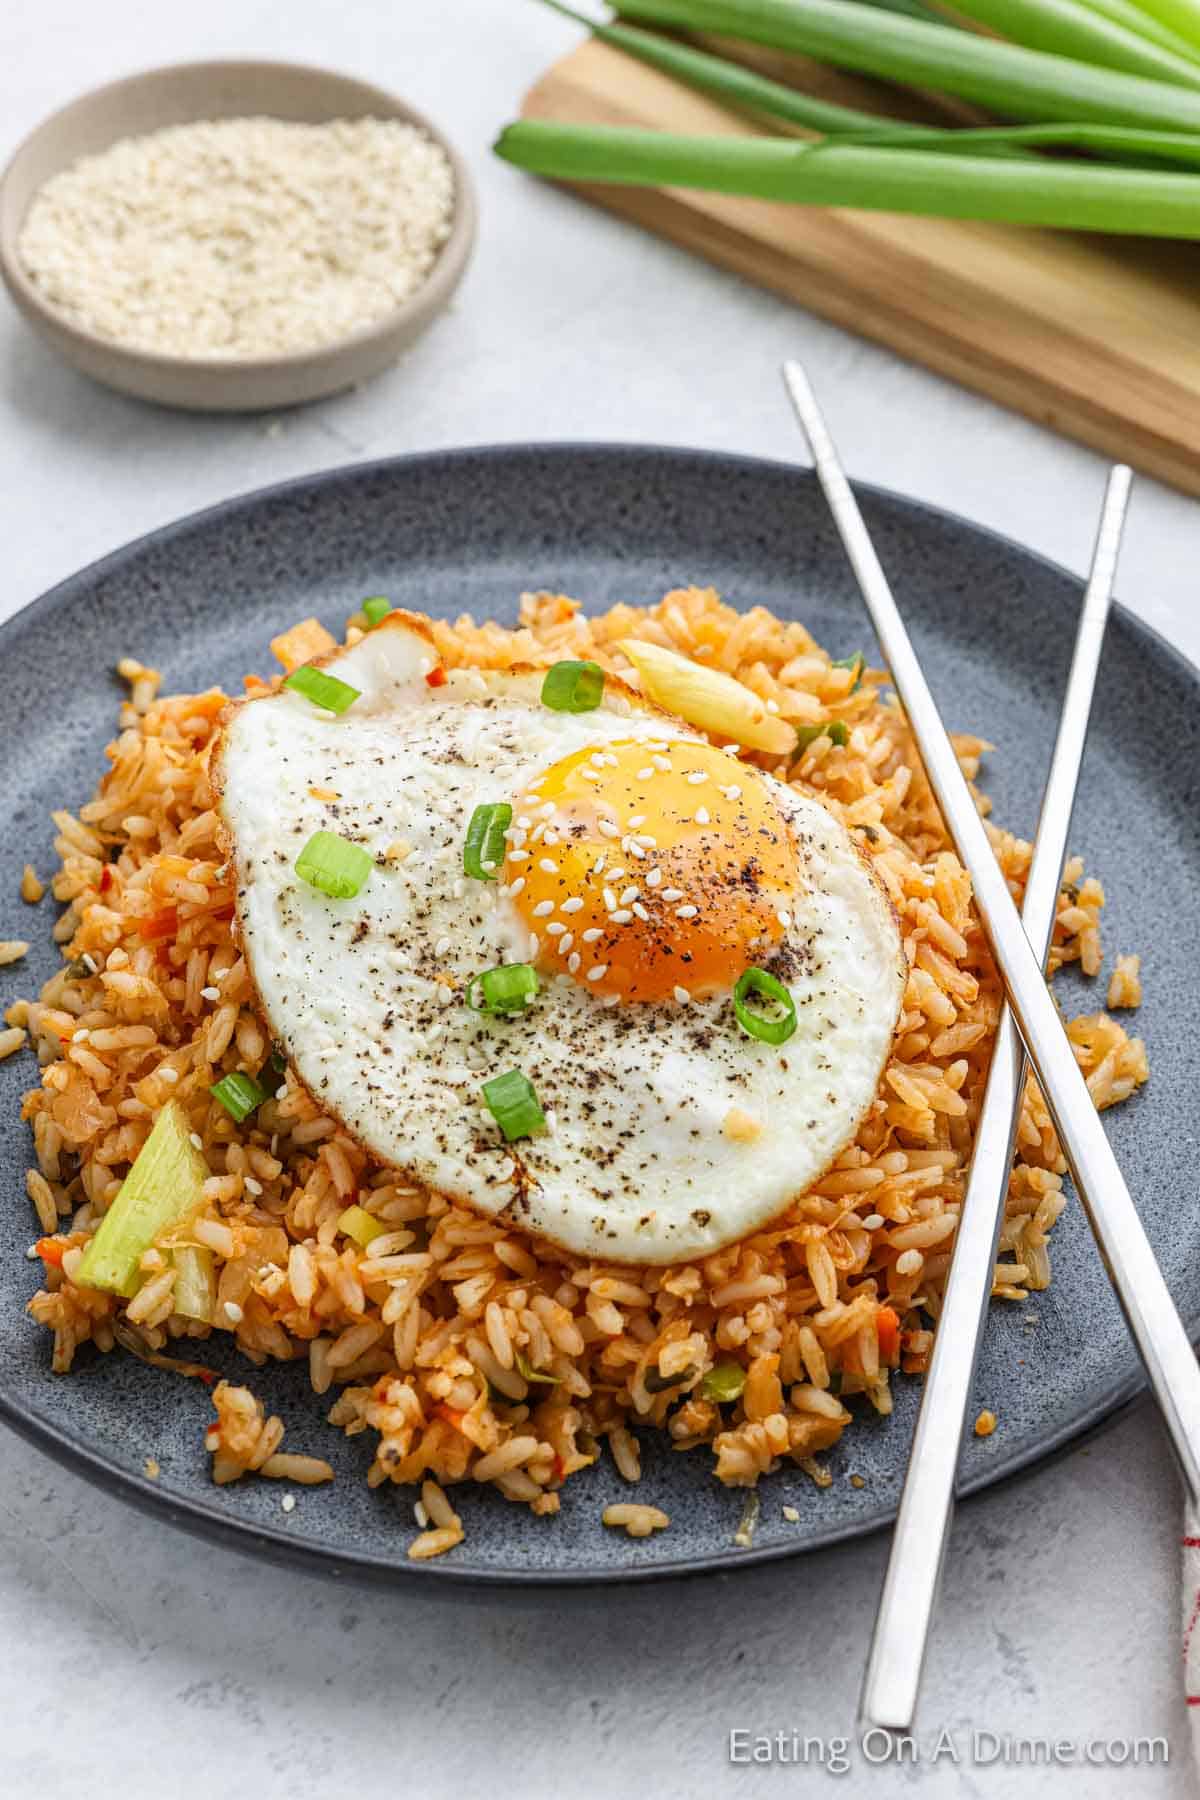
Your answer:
782,362 -> 1200,1734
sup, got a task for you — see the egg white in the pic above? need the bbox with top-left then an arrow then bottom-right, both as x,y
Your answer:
214,615 -> 906,1263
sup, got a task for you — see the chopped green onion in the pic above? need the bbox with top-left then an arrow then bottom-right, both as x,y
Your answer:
75,1100 -> 207,1299
796,720 -> 850,749
733,966 -> 798,1046
701,1359 -> 748,1402
282,664 -> 361,715
482,1068 -> 546,1141
464,803 -> 512,881
541,659 -> 606,712
515,1350 -> 560,1385
832,652 -> 864,692
172,1244 -> 216,1323
362,596 -> 393,626
338,1204 -> 386,1248
468,963 -> 540,1013
295,829 -> 373,899
210,1071 -> 271,1123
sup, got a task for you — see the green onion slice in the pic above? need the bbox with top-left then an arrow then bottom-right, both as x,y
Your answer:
832,652 -> 864,690
210,1071 -> 271,1123
515,1349 -> 560,1386
362,596 -> 393,626
464,803 -> 512,881
795,719 -> 850,750
733,967 -> 798,1046
482,1068 -> 546,1141
295,830 -> 373,899
540,659 -> 605,712
701,1359 -> 748,1402
468,963 -> 540,1013
283,664 -> 361,715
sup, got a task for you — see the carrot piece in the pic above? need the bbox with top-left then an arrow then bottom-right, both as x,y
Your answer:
434,1404 -> 466,1432
425,665 -> 447,688
269,618 -> 337,674
876,1305 -> 901,1364
35,1236 -> 66,1268
138,907 -> 179,941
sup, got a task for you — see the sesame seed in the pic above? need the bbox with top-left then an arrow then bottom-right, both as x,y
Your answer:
694,807 -> 711,826
582,927 -> 603,944
673,985 -> 691,1005
561,897 -> 584,914
627,843 -> 646,860
538,801 -> 556,818
629,814 -> 646,827
720,784 -> 742,801
597,820 -> 620,839
437,986 -> 453,1008
632,903 -> 649,922
676,904 -> 698,920
580,769 -> 602,782
517,816 -> 532,830
603,887 -> 617,911
546,922 -> 566,937
71,1028 -> 90,1043
765,698 -> 780,714
434,935 -> 451,957
509,850 -> 529,862
592,855 -> 606,875
777,909 -> 792,929
508,876 -> 526,897
686,770 -> 708,786
244,1177 -> 263,1196
590,750 -> 607,765
159,1066 -> 179,1084
652,755 -> 671,771
633,834 -> 657,848
568,952 -> 581,973
608,866 -> 627,881
189,1133 -> 203,1151
558,934 -> 574,954
530,824 -> 546,843
645,868 -> 662,887
481,858 -> 497,872
636,767 -> 654,780
620,886 -> 639,906
281,1494 -> 296,1514
538,858 -> 557,875
610,908 -> 633,924
200,986 -> 219,1002
662,887 -> 684,903
223,1300 -> 244,1324
587,965 -> 608,981
533,900 -> 554,918
862,1214 -> 885,1230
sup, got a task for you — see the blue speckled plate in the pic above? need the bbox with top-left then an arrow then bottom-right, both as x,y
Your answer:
2,445 -> 1197,1587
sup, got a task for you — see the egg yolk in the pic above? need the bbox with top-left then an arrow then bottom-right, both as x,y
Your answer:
504,738 -> 798,1003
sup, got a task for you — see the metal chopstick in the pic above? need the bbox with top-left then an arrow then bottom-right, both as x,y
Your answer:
781,362 -> 1200,1525
859,463 -> 1130,1735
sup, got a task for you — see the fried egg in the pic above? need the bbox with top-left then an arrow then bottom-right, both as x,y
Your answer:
214,613 -> 906,1263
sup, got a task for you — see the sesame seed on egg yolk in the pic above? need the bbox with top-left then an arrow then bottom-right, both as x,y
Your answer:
505,738 -> 798,1002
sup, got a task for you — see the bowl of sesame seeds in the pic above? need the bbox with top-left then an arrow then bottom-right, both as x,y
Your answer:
0,60 -> 476,411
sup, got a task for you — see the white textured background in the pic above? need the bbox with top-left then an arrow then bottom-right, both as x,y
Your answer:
0,3 -> 1195,1795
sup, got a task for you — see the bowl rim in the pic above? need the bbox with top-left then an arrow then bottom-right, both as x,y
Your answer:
0,56 -> 478,377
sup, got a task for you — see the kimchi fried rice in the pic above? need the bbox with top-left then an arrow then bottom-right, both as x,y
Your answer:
13,586 -> 1148,1559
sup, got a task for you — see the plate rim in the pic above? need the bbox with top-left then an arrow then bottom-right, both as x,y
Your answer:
2,438 -> 1194,1588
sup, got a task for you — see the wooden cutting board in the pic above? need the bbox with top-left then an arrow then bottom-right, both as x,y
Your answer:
521,37 -> 1200,496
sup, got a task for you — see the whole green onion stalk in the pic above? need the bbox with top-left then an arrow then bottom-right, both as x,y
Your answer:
495,118 -> 1200,234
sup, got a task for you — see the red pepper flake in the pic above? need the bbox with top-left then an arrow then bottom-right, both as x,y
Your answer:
99,865 -> 115,894
552,1451 -> 566,1484
425,666 -> 447,689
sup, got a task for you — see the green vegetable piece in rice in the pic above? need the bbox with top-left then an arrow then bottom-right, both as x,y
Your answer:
515,1350 -> 560,1386
831,651 -> 864,691
338,1204 -> 385,1248
701,1359 -> 747,1402
75,1099 -> 207,1299
172,1243 -> 216,1324
795,719 -> 850,750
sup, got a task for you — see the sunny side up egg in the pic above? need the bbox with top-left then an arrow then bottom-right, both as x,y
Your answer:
213,613 -> 907,1264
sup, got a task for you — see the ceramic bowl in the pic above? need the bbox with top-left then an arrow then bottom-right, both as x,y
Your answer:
0,59 -> 476,411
